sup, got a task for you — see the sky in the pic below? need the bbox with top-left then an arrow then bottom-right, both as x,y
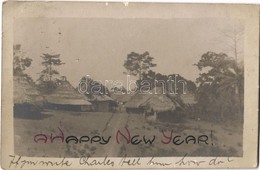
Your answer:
14,18 -> 244,87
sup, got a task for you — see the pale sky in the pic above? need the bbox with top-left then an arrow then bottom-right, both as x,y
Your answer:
14,18 -> 244,87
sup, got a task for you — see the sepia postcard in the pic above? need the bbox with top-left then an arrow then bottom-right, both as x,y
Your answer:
1,1 -> 259,169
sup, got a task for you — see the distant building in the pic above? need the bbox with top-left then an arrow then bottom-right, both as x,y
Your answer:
87,94 -> 116,112
125,87 -> 176,118
125,92 -> 175,112
110,93 -> 133,105
45,76 -> 92,112
168,93 -> 196,109
110,93 -> 134,112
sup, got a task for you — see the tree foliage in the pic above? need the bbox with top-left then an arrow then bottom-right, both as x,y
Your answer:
13,44 -> 34,85
111,86 -> 127,94
194,51 -> 244,122
38,54 -> 64,82
13,44 -> 32,76
37,53 -> 65,93
123,51 -> 196,94
123,51 -> 157,80
139,70 -> 196,94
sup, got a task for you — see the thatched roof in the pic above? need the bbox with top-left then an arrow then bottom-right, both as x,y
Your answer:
125,87 -> 176,112
142,94 -> 175,112
14,76 -> 44,105
110,93 -> 133,103
87,94 -> 114,102
45,79 -> 91,106
124,93 -> 151,108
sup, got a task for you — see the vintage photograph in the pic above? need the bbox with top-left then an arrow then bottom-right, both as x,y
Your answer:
13,16 -> 245,158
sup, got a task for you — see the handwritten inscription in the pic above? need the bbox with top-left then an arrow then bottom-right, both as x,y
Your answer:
119,155 -> 141,166
147,157 -> 172,166
9,155 -> 72,169
79,156 -> 114,167
9,154 -> 234,169
175,154 -> 233,167
175,153 -> 206,166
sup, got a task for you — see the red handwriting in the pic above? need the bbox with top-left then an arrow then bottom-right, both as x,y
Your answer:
116,127 -> 155,145
34,127 -> 64,144
33,127 -> 111,144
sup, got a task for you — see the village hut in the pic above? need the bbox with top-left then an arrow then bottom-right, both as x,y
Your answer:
164,93 -> 197,121
87,94 -> 116,112
142,95 -> 175,113
45,76 -> 92,111
14,75 -> 45,118
125,87 -> 176,117
124,93 -> 151,113
168,93 -> 196,111
110,93 -> 133,105
110,93 -> 134,112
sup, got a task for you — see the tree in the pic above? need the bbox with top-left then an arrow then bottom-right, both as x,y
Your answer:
217,24 -> 244,62
216,62 -> 244,117
140,71 -> 196,94
39,54 -> 64,81
123,51 -> 196,94
37,53 -> 64,93
194,51 -> 244,122
123,51 -> 157,80
111,86 -> 127,94
13,44 -> 34,85
13,44 -> 32,76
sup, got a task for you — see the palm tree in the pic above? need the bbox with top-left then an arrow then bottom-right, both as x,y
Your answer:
216,62 -> 244,117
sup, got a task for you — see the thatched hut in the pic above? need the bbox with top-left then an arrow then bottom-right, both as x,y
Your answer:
87,94 -> 116,112
168,93 -> 196,111
125,87 -> 176,116
124,93 -> 151,113
14,76 -> 44,118
162,93 -> 197,122
45,77 -> 92,111
142,95 -> 176,113
110,93 -> 133,105
110,93 -> 133,112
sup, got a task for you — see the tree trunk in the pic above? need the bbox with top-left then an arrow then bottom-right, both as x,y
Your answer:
220,111 -> 224,121
49,64 -> 52,81
238,88 -> 243,122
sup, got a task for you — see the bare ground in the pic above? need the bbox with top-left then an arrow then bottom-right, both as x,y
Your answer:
14,110 -> 243,157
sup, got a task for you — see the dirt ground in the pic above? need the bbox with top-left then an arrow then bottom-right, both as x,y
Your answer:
14,110 -> 243,157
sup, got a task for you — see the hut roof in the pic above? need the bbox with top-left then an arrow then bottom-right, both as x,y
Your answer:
141,94 -> 176,112
124,93 -> 151,108
14,76 -> 44,105
125,87 -> 176,112
45,79 -> 91,106
110,93 -> 134,103
87,94 -> 114,102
